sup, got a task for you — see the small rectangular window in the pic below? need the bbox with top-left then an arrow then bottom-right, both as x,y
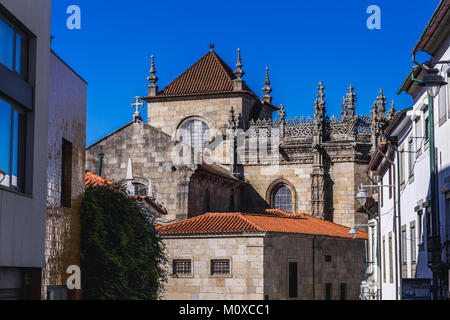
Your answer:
388,167 -> 392,199
439,83 -> 447,122
61,139 -> 72,208
211,259 -> 230,275
173,259 -> 191,275
408,140 -> 414,176
340,283 -> 347,300
424,107 -> 429,141
325,283 -> 332,300
0,15 -> 28,77
401,228 -> 407,265
325,255 -> 332,262
411,224 -> 416,264
288,261 -> 298,298
399,148 -> 405,185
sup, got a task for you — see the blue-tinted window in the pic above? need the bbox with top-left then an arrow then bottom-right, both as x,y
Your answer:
0,97 -> 26,191
0,17 -> 14,70
0,98 -> 12,187
0,16 -> 27,77
274,185 -> 292,212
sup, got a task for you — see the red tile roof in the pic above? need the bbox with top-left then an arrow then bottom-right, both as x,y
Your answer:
158,210 -> 368,240
133,196 -> 167,215
157,50 -> 253,98
85,171 -> 116,188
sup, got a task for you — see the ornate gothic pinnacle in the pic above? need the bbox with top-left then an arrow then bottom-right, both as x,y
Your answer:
386,100 -> 396,121
147,55 -> 158,85
376,89 -> 386,120
341,96 -> 348,117
233,48 -> 245,80
278,104 -> 286,121
313,81 -> 326,125
346,84 -> 357,117
262,67 -> 272,98
316,81 -> 326,110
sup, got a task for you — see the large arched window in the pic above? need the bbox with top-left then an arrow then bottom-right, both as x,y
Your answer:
179,119 -> 210,150
273,185 -> 293,212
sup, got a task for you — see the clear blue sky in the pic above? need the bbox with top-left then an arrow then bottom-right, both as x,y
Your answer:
50,0 -> 439,146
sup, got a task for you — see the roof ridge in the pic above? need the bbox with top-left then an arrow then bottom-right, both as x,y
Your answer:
238,212 -> 266,232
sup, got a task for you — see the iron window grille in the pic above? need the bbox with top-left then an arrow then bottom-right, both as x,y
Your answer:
173,259 -> 191,275
211,259 -> 230,275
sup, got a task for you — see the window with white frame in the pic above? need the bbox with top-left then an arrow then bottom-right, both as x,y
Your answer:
399,148 -> 405,185
415,117 -> 422,152
411,222 -> 416,264
438,70 -> 447,123
408,139 -> 414,177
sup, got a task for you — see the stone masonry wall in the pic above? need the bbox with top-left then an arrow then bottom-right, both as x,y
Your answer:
161,235 -> 265,300
86,120 -> 192,222
263,234 -> 366,300
188,172 -> 242,217
43,52 -> 87,299
147,94 -> 256,139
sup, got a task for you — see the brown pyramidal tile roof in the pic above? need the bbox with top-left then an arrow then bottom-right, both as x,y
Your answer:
158,50 -> 253,97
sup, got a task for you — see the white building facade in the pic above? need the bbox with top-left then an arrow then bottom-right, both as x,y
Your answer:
366,0 -> 450,300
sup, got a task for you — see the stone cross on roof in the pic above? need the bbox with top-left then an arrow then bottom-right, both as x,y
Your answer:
132,96 -> 144,121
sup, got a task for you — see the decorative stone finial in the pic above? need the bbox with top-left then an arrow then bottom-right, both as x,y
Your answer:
341,96 -> 348,117
313,81 -> 326,127
346,84 -> 357,118
210,43 -> 215,51
147,55 -> 158,96
233,48 -> 245,80
278,104 -> 286,121
147,55 -> 158,85
376,89 -> 386,120
262,67 -> 272,103
132,96 -> 144,121
386,100 -> 396,121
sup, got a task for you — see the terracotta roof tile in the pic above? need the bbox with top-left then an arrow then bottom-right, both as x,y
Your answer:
158,209 -> 368,240
133,196 -> 167,215
157,51 -> 253,98
85,171 -> 116,188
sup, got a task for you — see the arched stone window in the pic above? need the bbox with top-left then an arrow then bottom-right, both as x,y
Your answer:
179,119 -> 210,150
273,185 -> 292,212
266,179 -> 296,213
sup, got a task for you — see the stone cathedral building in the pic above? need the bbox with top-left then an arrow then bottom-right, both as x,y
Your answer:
86,46 -> 395,229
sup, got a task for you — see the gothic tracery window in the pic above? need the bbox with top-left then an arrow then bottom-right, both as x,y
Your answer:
273,185 -> 292,212
179,119 -> 210,150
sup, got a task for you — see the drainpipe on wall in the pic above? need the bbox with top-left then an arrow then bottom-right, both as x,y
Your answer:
98,152 -> 104,176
